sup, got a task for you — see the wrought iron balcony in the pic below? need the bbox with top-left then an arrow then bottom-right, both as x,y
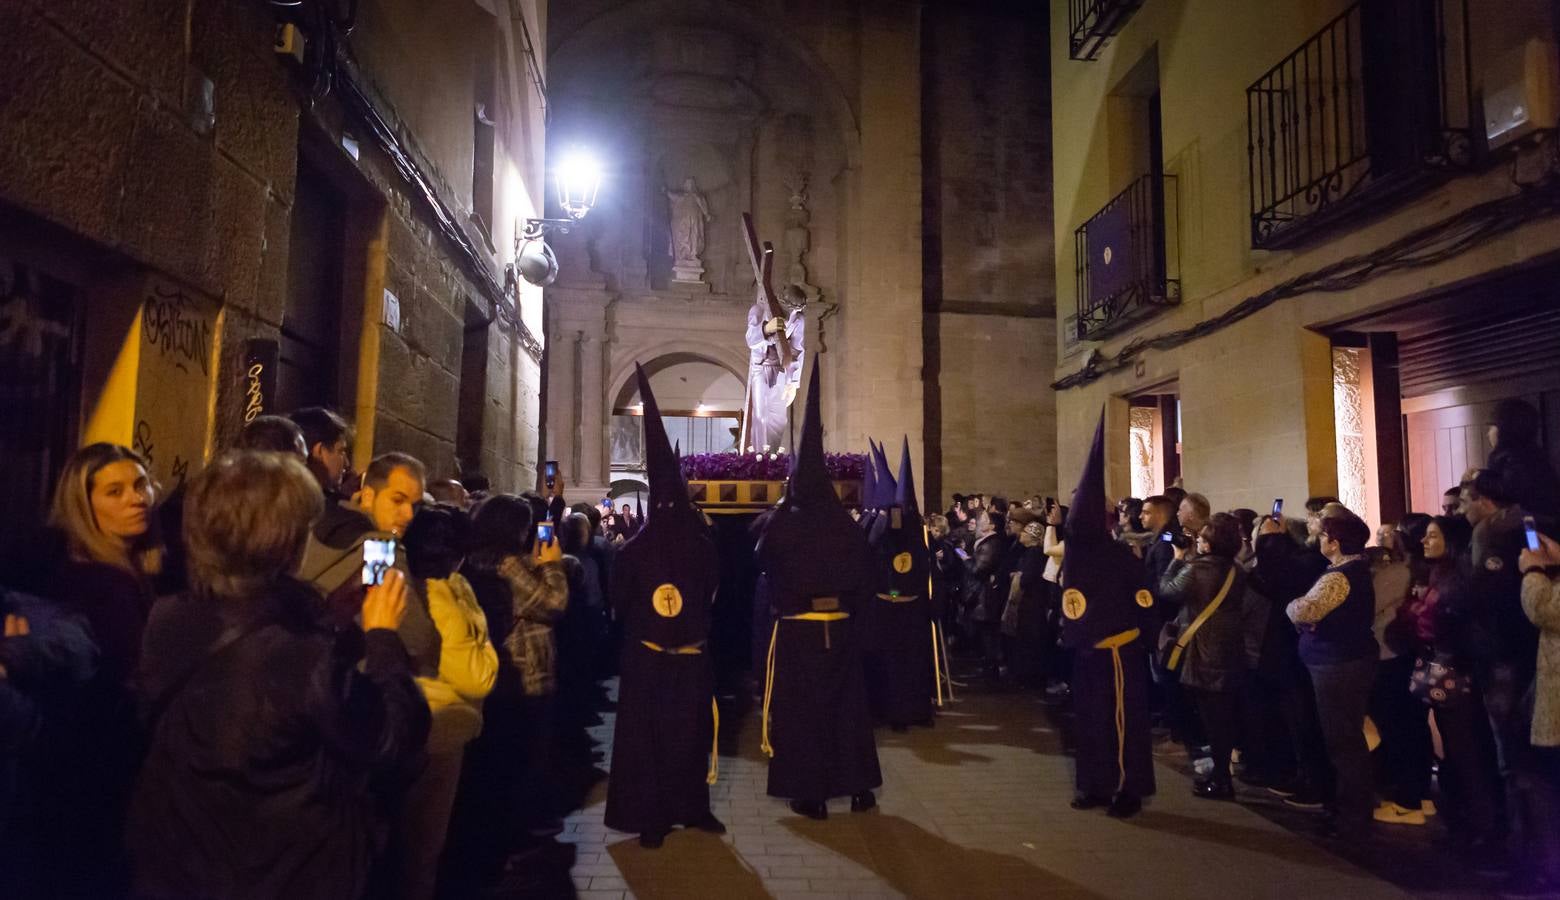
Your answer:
1070,0 -> 1146,61
1074,173 -> 1180,341
1247,0 -> 1475,249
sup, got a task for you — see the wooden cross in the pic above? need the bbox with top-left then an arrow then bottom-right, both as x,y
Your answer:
740,212 -> 795,368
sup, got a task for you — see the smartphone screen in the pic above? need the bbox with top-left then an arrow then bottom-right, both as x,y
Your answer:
544,460 -> 558,488
1272,498 -> 1284,519
1161,531 -> 1175,543
1525,515 -> 1542,552
362,538 -> 396,586
537,522 -> 555,545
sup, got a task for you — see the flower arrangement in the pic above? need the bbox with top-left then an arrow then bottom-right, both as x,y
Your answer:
680,449 -> 866,482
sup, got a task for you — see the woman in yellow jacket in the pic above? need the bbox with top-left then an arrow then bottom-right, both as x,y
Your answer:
397,504 -> 499,900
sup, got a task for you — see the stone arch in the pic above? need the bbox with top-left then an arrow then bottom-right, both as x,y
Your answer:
606,339 -> 748,417
549,0 -> 862,168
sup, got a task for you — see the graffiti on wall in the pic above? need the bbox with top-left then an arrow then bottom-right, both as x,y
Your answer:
136,277 -> 218,491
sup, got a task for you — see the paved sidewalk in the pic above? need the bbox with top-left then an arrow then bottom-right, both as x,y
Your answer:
554,683 -> 1414,900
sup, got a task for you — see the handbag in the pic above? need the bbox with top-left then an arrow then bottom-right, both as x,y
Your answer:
1408,653 -> 1473,708
1156,565 -> 1236,672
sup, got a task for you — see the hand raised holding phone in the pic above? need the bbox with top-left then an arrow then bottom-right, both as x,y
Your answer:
362,568 -> 408,633
534,521 -> 563,565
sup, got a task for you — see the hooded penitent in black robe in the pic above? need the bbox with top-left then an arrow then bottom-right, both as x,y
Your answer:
1060,411 -> 1158,808
756,359 -> 882,803
604,365 -> 721,836
862,437 -> 935,728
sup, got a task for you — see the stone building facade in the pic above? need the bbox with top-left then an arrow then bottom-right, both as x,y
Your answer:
1050,0 -> 1560,530
541,0 -> 1057,507
0,0 -> 549,535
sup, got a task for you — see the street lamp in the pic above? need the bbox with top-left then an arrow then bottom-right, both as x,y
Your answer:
515,149 -> 602,287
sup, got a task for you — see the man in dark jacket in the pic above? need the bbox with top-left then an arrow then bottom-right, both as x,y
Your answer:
1254,514 -> 1333,809
755,360 -> 881,820
299,452 -> 440,680
605,366 -> 724,848
1487,398 -> 1560,519
128,451 -> 429,900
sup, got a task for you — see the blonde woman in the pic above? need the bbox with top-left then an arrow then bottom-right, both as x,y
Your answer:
29,442 -> 162,895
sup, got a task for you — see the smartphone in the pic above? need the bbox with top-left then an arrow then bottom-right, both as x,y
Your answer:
1525,515 -> 1542,552
536,521 -> 555,546
544,460 -> 558,490
1272,498 -> 1284,519
1161,531 -> 1175,543
362,538 -> 396,586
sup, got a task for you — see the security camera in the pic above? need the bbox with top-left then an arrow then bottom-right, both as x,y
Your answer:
516,237 -> 559,287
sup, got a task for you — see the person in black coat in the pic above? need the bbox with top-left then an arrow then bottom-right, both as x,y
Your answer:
1158,514 -> 1249,799
1486,398 -> 1560,519
755,360 -> 881,820
604,367 -> 724,848
1061,412 -> 1158,819
127,452 -> 429,900
1253,514 -> 1333,808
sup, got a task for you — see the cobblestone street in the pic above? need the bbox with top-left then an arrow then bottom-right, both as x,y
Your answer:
539,678 -> 1434,900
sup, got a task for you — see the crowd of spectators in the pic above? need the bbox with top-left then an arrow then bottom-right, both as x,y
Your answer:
931,398 -> 1560,897
0,409 -> 619,899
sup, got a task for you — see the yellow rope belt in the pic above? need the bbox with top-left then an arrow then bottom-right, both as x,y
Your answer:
760,611 -> 852,758
636,640 -> 718,783
639,639 -> 705,655
1092,627 -> 1141,794
708,697 -> 719,785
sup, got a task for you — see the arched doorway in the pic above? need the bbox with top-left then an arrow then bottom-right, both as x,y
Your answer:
609,353 -> 745,489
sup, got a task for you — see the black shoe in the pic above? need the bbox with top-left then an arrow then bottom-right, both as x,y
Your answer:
850,791 -> 877,813
639,830 -> 667,849
690,813 -> 727,834
789,799 -> 827,820
1070,794 -> 1109,810
1106,793 -> 1142,819
1192,778 -> 1235,800
1499,871 -> 1560,898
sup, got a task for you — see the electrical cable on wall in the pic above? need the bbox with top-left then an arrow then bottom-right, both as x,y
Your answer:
1052,160 -> 1560,392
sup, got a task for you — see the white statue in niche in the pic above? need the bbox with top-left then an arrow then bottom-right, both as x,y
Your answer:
665,177 -> 710,283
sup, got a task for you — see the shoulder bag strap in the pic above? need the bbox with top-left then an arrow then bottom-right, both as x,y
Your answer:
1167,565 -> 1237,671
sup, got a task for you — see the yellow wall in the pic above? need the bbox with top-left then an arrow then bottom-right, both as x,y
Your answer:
1049,0 -> 1560,511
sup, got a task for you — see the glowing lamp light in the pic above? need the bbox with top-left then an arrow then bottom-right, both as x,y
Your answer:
555,151 -> 601,221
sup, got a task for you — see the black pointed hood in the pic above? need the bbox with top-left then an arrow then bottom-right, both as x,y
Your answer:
861,444 -> 879,512
872,440 -> 897,510
758,357 -> 876,613
635,363 -> 696,519
1057,407 -> 1153,649
895,436 -> 920,520
783,356 -> 835,507
1065,409 -> 1110,546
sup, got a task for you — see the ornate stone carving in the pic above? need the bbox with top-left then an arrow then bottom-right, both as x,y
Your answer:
664,176 -> 711,284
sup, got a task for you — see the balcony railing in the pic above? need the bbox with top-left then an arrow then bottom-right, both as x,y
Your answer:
1246,0 -> 1475,249
1075,173 -> 1180,341
1069,0 -> 1146,61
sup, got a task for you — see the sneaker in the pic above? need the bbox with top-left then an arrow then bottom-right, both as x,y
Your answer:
1281,788 -> 1326,811
1373,802 -> 1426,826
1192,757 -> 1215,776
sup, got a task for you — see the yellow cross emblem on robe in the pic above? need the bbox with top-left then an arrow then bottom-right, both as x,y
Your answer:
1062,588 -> 1087,620
652,583 -> 684,618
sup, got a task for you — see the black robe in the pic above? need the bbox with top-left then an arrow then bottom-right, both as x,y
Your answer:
757,506 -> 882,802
862,512 -> 935,728
1059,536 -> 1158,800
604,522 -> 719,834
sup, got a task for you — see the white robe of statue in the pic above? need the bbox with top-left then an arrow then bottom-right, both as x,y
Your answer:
739,302 -> 804,452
